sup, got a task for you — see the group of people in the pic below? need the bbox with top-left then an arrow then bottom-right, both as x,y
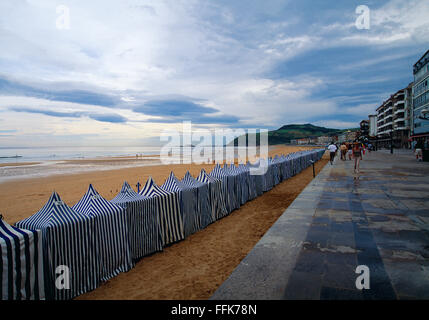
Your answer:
328,141 -> 365,173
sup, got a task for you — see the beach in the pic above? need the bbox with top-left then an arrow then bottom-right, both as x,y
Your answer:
0,145 -> 328,299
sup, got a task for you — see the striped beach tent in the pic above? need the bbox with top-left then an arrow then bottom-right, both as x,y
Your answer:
238,163 -> 256,201
277,155 -> 290,181
162,172 -> 200,238
251,158 -> 272,192
111,182 -> 162,260
181,171 -> 213,229
196,169 -> 228,221
1,218 -> 44,300
73,184 -> 133,282
139,177 -> 184,246
269,157 -> 281,186
230,163 -> 249,205
222,164 -> 242,209
210,164 -> 235,214
246,160 -> 264,197
16,192 -> 99,300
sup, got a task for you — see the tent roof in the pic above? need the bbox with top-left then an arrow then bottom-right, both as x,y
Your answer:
182,171 -> 205,187
1,218 -> 36,240
162,171 -> 190,192
111,181 -> 147,204
73,184 -> 123,216
17,191 -> 88,228
140,176 -> 173,197
197,168 -> 219,183
210,163 -> 228,177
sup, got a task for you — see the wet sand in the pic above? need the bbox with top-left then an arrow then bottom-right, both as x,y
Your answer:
0,162 -> 40,168
0,145 -> 327,299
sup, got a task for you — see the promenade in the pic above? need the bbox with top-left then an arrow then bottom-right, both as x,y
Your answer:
211,150 -> 429,300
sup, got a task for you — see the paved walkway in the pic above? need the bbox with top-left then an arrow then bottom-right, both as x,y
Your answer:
211,151 -> 429,300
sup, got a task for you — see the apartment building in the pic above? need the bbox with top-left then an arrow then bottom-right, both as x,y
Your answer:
376,87 -> 410,148
411,49 -> 429,146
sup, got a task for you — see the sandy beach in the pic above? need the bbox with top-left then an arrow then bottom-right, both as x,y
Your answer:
0,145 -> 327,299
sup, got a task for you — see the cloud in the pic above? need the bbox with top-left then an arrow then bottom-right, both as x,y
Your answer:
9,106 -> 127,123
133,100 -> 218,117
0,76 -> 119,107
0,0 -> 427,146
88,113 -> 127,123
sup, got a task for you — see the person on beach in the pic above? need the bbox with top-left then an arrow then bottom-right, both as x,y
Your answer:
353,142 -> 363,173
328,142 -> 337,165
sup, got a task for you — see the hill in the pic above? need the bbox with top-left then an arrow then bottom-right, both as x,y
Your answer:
229,123 -> 358,146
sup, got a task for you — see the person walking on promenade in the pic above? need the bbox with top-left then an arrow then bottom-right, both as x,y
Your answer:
328,142 -> 337,165
347,143 -> 353,160
353,141 -> 363,173
340,143 -> 347,160
415,140 -> 423,161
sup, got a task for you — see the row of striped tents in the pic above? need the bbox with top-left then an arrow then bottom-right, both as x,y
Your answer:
196,169 -> 228,221
1,218 -> 44,300
182,171 -> 213,229
111,182 -> 163,261
16,192 -> 99,300
72,184 -> 134,282
162,172 -> 200,238
210,164 -> 236,215
139,177 -> 184,246
9,148 -> 325,300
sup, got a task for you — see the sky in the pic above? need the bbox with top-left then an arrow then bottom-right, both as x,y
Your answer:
0,0 -> 428,147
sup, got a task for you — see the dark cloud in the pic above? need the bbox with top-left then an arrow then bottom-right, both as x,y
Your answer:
9,107 -> 127,124
133,99 -> 241,124
0,77 -> 119,107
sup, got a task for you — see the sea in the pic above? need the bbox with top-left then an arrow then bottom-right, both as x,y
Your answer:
0,146 -> 162,163
0,145 -> 260,183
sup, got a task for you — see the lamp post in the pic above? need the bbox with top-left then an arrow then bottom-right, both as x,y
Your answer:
309,160 -> 315,178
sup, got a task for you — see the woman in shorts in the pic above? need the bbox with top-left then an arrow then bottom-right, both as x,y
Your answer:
353,142 -> 362,173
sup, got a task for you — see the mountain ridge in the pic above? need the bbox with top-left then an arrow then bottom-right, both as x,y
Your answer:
229,123 -> 359,146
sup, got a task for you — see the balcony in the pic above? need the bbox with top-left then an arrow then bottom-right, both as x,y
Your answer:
394,100 -> 405,107
384,106 -> 393,113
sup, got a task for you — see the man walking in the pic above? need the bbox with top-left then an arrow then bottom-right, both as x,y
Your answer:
328,142 -> 337,165
340,143 -> 347,160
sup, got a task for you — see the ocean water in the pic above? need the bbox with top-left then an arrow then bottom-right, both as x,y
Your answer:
0,145 -> 265,183
0,146 -> 163,163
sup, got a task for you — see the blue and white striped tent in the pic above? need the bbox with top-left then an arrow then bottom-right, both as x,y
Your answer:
1,218 -> 45,300
162,172 -> 200,238
227,163 -> 249,206
139,177 -> 184,246
276,155 -> 290,181
269,157 -> 281,186
16,192 -> 99,300
238,163 -> 256,201
181,171 -> 213,229
196,169 -> 228,221
111,181 -> 162,260
222,164 -> 242,210
246,160 -> 264,197
210,164 -> 236,215
73,184 -> 133,282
